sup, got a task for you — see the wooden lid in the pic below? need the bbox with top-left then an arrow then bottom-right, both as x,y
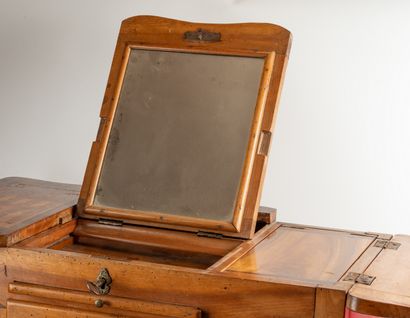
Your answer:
77,16 -> 291,239
0,177 -> 78,246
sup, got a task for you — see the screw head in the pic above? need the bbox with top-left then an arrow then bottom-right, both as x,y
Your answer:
95,299 -> 104,308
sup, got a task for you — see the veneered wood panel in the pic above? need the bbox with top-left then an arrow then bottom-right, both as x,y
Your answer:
207,221 -> 281,272
0,177 -> 79,246
226,225 -> 375,284
347,235 -> 410,318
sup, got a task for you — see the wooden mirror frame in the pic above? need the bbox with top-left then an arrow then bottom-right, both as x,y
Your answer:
77,16 -> 292,239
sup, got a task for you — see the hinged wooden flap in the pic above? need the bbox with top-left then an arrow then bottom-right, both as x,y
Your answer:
77,16 -> 291,239
347,235 -> 410,317
0,177 -> 78,247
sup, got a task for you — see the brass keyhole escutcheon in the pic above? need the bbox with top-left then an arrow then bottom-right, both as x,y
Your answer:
86,268 -> 112,295
95,299 -> 104,308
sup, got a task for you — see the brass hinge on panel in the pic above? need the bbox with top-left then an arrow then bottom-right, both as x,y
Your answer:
343,272 -> 376,285
98,218 -> 124,227
283,225 -> 306,230
197,231 -> 224,239
374,239 -> 401,250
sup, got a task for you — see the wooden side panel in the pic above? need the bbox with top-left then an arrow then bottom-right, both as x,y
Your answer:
0,177 -> 79,246
347,235 -> 410,318
0,248 -> 315,317
315,287 -> 347,318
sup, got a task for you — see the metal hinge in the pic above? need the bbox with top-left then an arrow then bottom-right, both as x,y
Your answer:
374,239 -> 401,250
283,225 -> 306,230
98,218 -> 124,227
197,231 -> 224,239
343,272 -> 376,285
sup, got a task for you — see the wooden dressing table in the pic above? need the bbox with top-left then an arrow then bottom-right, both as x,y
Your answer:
1,16 -> 409,318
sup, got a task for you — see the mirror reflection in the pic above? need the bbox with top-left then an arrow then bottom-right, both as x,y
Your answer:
94,49 -> 264,222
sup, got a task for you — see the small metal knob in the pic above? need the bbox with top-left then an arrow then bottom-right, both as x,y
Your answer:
95,299 -> 104,308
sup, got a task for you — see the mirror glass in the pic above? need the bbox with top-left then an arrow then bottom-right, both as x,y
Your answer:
94,49 -> 264,222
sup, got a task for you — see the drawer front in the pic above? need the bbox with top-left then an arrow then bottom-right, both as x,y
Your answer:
8,282 -> 201,318
7,300 -> 125,318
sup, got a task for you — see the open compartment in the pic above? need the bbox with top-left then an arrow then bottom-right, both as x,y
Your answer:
49,220 -> 244,269
48,209 -> 276,269
14,203 -> 276,270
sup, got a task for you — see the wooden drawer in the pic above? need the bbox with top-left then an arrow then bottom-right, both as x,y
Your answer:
7,282 -> 201,318
7,300 -> 131,318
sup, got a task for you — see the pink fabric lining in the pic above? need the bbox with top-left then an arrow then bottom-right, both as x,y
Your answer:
345,308 -> 383,318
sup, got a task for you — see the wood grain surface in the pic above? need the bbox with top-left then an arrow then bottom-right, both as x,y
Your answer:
0,177 -> 79,246
73,219 -> 241,257
7,301 -> 123,318
226,225 -> 375,285
15,219 -> 77,248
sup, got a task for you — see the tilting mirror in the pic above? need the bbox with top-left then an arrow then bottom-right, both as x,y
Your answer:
94,49 -> 265,224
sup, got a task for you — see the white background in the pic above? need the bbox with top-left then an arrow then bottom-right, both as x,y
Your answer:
1,0 -> 409,234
